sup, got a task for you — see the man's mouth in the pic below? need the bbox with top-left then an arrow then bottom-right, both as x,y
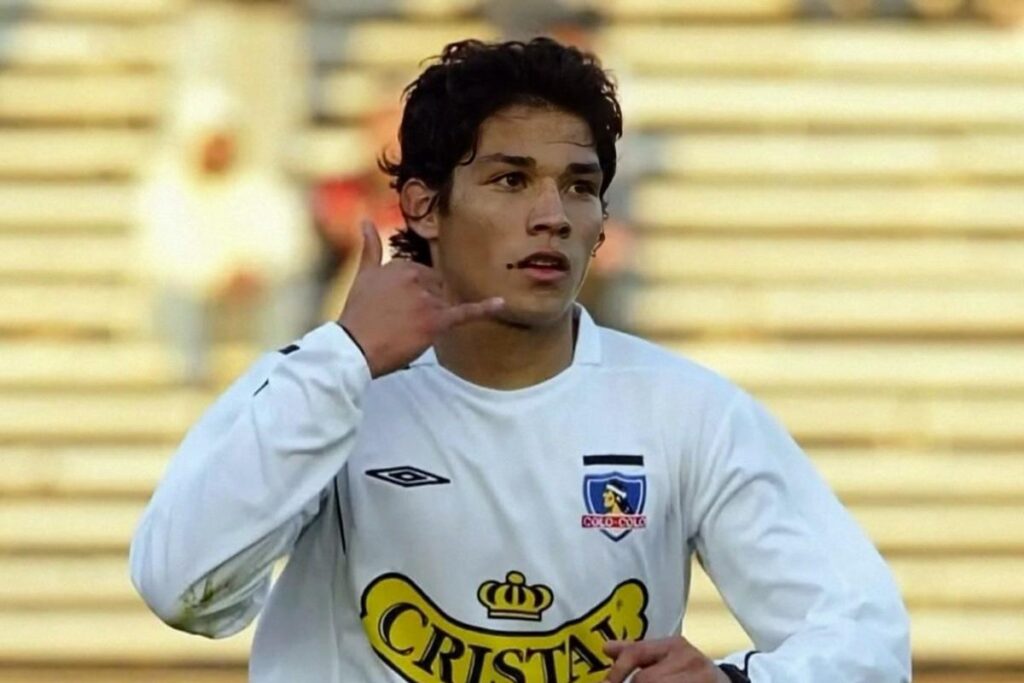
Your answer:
513,251 -> 571,284
515,251 -> 570,271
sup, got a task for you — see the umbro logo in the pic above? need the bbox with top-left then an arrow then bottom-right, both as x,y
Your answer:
365,466 -> 451,488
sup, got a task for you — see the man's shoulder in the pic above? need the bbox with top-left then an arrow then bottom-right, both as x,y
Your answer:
594,325 -> 737,394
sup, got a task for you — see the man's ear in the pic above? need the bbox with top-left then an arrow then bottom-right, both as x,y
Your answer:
400,179 -> 440,240
592,231 -> 606,257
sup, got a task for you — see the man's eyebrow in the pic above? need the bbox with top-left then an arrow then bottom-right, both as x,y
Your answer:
477,153 -> 535,167
476,154 -> 602,176
565,162 -> 602,175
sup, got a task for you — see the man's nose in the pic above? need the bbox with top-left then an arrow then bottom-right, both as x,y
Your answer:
527,179 -> 571,239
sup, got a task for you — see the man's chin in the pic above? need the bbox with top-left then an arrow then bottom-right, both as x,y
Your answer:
492,295 -> 574,329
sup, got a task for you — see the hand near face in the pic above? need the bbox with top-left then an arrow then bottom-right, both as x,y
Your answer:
601,637 -> 731,683
337,220 -> 505,378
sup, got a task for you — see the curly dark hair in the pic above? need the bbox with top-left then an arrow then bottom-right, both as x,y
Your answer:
380,37 -> 623,266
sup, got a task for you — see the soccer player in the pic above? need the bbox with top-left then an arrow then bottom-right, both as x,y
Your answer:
130,38 -> 911,682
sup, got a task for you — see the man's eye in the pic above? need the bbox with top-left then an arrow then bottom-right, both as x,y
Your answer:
570,180 -> 598,195
495,173 -> 526,189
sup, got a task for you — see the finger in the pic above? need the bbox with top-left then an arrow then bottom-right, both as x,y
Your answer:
437,297 -> 505,330
629,655 -> 689,683
603,640 -> 631,657
421,276 -> 443,298
604,637 -> 677,659
602,647 -> 643,683
601,641 -> 670,683
357,219 -> 383,272
403,262 -> 444,297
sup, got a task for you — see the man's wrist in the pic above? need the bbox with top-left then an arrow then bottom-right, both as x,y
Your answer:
718,663 -> 751,683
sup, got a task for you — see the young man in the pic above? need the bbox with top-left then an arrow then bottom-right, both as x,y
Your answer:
130,39 -> 911,682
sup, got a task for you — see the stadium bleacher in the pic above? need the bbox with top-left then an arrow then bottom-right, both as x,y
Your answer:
0,0 -> 1022,681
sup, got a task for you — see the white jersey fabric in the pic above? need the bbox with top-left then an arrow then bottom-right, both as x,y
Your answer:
130,305 -> 911,682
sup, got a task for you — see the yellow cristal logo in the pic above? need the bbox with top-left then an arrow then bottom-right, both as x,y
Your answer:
360,573 -> 648,683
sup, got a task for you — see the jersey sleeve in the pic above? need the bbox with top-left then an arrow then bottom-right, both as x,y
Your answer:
686,389 -> 912,682
129,321 -> 372,638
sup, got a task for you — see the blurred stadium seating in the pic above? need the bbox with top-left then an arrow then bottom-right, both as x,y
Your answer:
1,0 -> 1022,680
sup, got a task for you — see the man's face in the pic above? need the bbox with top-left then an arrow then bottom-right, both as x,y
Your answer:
425,104 -> 606,327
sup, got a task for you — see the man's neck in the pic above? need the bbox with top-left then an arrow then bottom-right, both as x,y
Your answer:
433,309 -> 578,390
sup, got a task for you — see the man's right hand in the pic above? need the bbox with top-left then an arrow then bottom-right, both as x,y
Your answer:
337,220 -> 504,378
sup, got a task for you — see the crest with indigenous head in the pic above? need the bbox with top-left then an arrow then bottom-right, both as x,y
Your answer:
581,471 -> 647,542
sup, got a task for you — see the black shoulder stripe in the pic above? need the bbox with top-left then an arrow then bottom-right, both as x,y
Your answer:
278,344 -> 300,355
334,480 -> 347,555
253,379 -> 270,396
583,454 -> 644,467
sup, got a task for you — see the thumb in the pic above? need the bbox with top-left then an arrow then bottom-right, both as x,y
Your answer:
357,219 -> 383,271
438,297 -> 505,330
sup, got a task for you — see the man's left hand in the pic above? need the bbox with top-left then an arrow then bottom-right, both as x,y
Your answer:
601,636 -> 731,683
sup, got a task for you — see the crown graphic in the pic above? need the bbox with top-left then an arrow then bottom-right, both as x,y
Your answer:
477,571 -> 554,621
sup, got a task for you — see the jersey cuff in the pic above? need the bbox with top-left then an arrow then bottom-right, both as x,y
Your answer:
298,321 -> 374,389
718,663 -> 751,682
334,321 -> 369,363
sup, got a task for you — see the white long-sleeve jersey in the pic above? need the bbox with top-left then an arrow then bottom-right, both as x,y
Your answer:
130,305 -> 911,682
